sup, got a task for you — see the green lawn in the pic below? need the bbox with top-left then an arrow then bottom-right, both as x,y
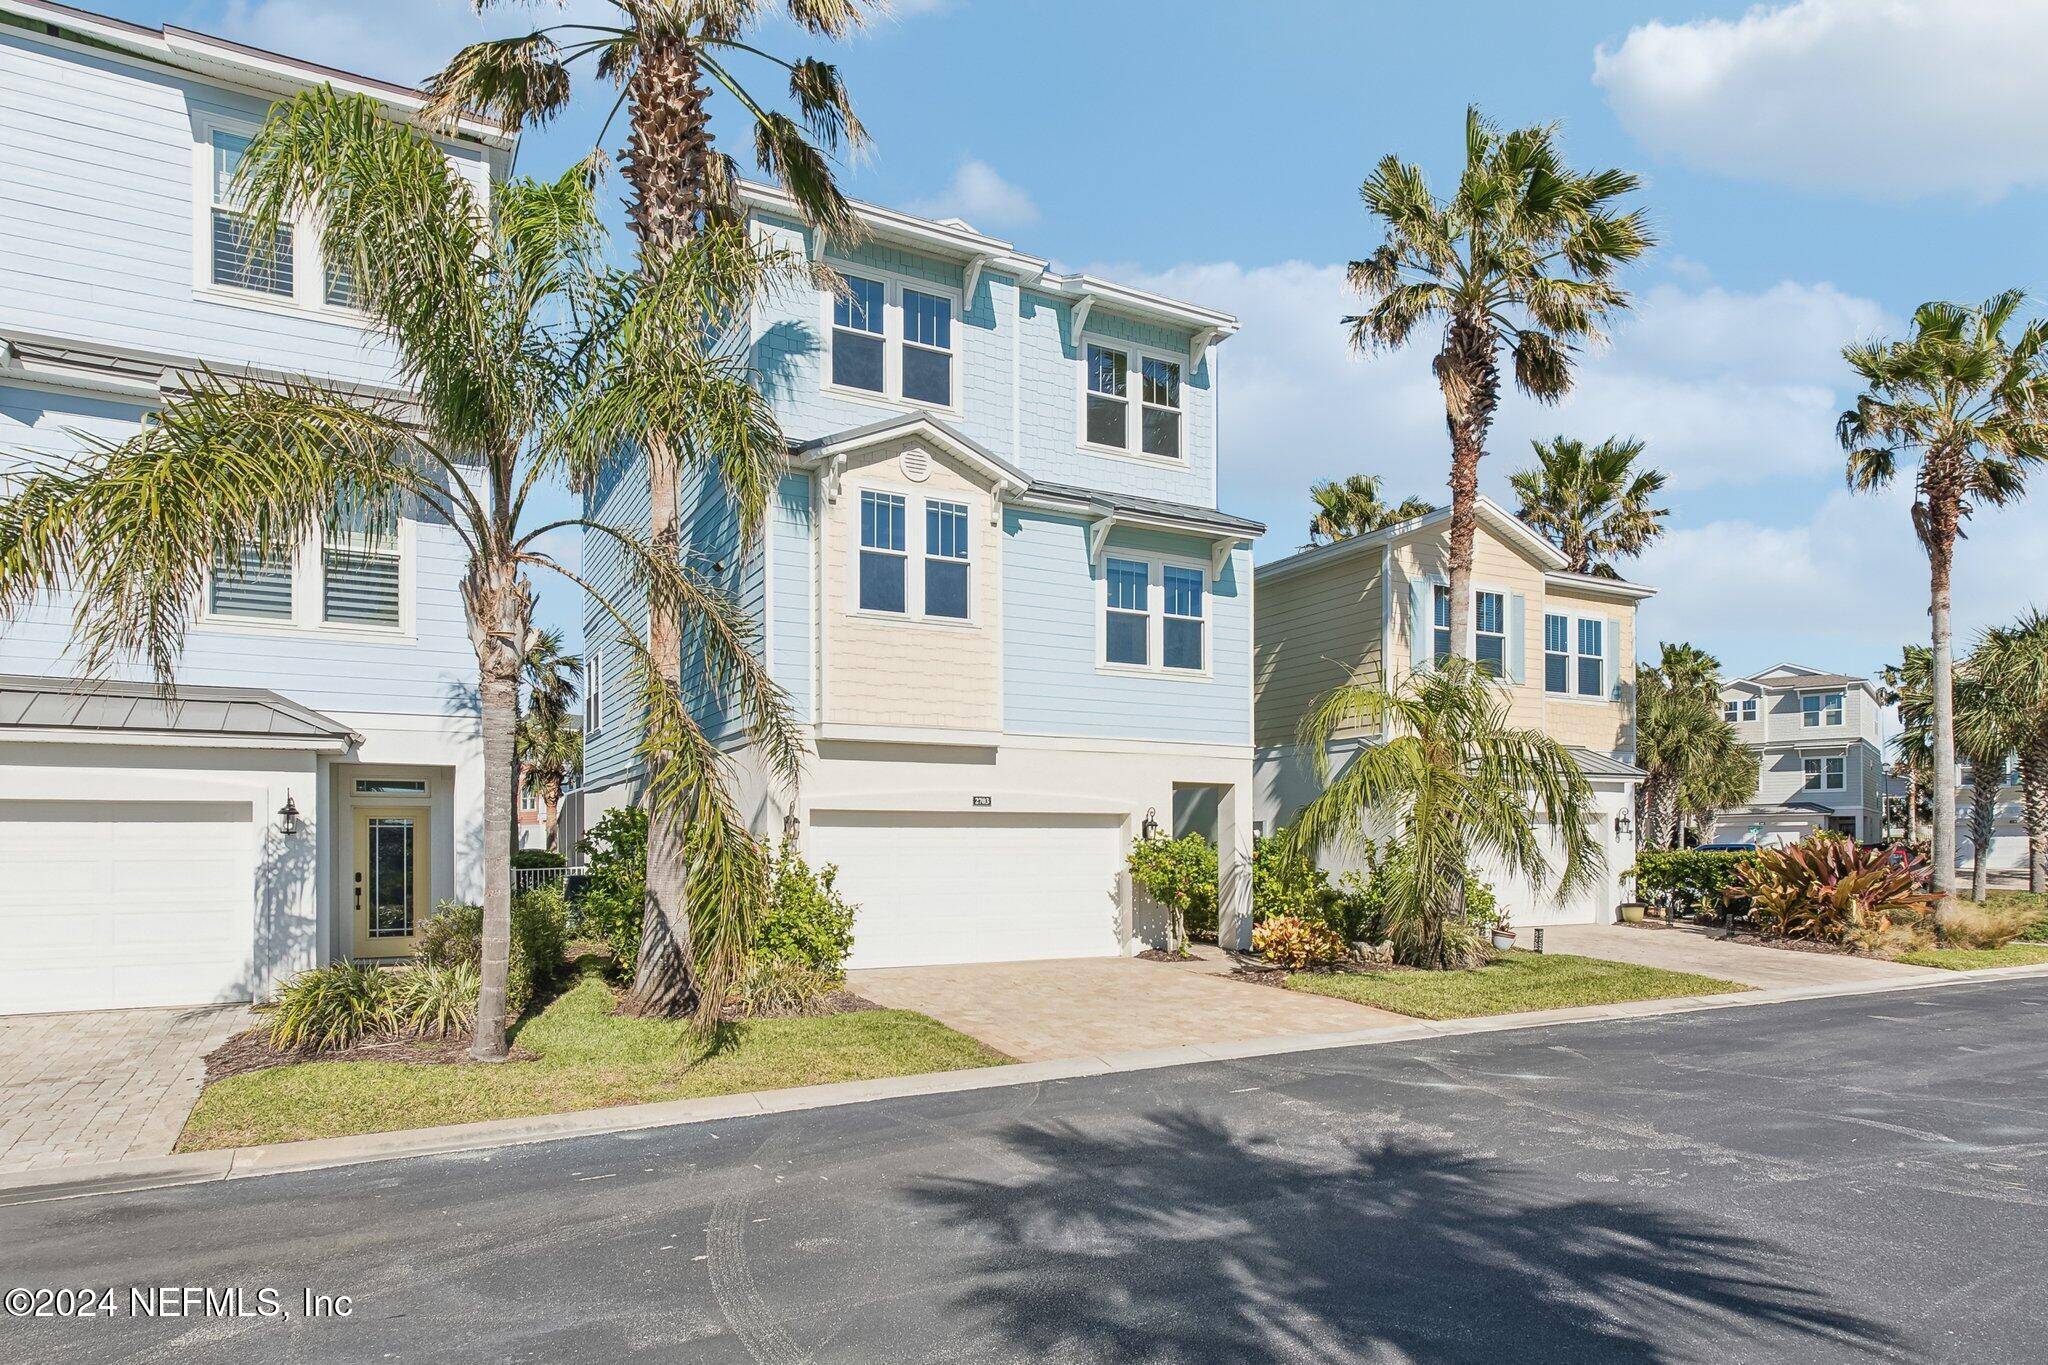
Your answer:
1893,943 -> 2048,971
180,970 -> 1009,1151
1285,951 -> 1750,1021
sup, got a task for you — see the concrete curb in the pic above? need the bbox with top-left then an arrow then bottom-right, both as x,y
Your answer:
6,959 -> 2046,1208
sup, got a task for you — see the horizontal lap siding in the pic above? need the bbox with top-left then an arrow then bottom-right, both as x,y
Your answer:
770,473 -> 814,724
1003,512 -> 1248,745
0,385 -> 475,715
1254,556 -> 1382,747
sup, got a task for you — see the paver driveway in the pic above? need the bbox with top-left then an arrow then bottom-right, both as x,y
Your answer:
848,954 -> 1407,1061
0,1004 -> 252,1173
1545,923 -> 1945,990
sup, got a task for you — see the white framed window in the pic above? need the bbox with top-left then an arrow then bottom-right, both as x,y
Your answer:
322,500 -> 401,629
1099,552 -> 1210,677
849,485 -> 976,624
584,648 -> 604,737
1544,613 -> 1571,694
196,120 -> 373,318
1543,610 -> 1608,699
209,543 -> 294,620
1801,691 -> 1844,727
519,782 -> 538,813
1474,590 -> 1507,677
857,489 -> 908,614
1745,698 -> 1758,721
1432,584 -> 1452,665
1079,339 -> 1183,461
355,778 -> 427,796
1576,618 -> 1605,698
1723,697 -> 1759,722
208,130 -> 293,298
923,498 -> 971,620
823,269 -> 961,411
202,508 -> 411,638
1804,755 -> 1846,791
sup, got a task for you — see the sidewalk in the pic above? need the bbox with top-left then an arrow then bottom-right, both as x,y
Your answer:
1542,923 -> 1944,990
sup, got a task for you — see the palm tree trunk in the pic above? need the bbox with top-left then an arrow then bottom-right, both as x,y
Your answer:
467,565 -> 526,1062
1970,763 -> 1997,903
1437,317 -> 1498,664
2022,747 -> 2047,895
1927,525 -> 1960,939
543,778 -> 563,854
1906,767 -> 1919,850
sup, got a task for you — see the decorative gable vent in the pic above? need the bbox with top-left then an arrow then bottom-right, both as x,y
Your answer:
899,447 -> 933,482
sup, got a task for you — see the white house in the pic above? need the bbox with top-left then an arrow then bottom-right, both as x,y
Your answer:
1707,663 -> 1886,846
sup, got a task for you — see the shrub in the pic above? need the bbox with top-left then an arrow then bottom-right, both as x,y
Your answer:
577,805 -> 648,976
1127,833 -> 1219,950
1631,849 -> 1756,913
1942,900 -> 2035,950
1342,846 -> 1498,943
755,841 -> 857,977
413,886 -> 567,1017
1252,833 -> 1337,926
1251,914 -> 1349,969
732,957 -> 841,1017
511,848 -> 566,869
385,960 -> 479,1037
268,962 -> 395,1050
1738,833 -> 1935,949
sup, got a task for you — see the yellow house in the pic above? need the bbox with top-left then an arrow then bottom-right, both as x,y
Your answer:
1252,495 -> 1655,926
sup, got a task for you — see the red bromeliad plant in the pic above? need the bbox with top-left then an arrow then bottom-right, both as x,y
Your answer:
1737,833 -> 1936,948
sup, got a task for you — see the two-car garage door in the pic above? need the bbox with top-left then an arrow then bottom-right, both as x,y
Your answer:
0,800 -> 255,1014
808,811 -> 1125,970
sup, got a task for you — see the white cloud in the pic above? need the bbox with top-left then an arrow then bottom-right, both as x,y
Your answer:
1594,0 -> 2048,200
907,158 -> 1039,231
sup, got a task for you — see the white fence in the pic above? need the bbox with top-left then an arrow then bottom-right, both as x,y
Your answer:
513,864 -> 587,894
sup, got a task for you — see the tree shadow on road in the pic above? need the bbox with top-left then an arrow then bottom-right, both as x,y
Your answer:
905,1110 -> 1907,1364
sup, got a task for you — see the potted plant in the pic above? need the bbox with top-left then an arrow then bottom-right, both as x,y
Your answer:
1617,901 -> 1647,924
1489,913 -> 1517,951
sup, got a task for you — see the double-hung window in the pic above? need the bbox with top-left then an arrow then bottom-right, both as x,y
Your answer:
1576,619 -> 1605,698
923,499 -> 970,620
1744,698 -> 1758,721
858,490 -> 908,613
209,130 -> 293,297
1474,591 -> 1506,676
210,542 -> 294,620
832,275 -> 887,395
1804,755 -> 1845,791
322,499 -> 401,628
1163,566 -> 1205,671
1104,558 -> 1149,666
1723,698 -> 1758,723
901,289 -> 953,406
1083,341 -> 1183,460
1140,357 -> 1182,458
1802,691 -> 1844,727
1544,614 -> 1571,693
1432,584 -> 1452,666
1085,345 -> 1129,450
584,649 -> 604,736
827,272 -> 958,408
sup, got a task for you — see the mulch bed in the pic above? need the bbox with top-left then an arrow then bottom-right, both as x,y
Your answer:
1135,948 -> 1199,963
717,989 -> 881,1022
203,1028 -> 539,1080
1715,929 -> 1878,959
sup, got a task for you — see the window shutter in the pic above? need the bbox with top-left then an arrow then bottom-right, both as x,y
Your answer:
323,545 -> 400,626
210,544 -> 293,619
1506,593 -> 1527,685
1605,616 -> 1623,699
1409,578 -> 1429,673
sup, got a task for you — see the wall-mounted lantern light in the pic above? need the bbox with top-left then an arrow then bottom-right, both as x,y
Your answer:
1140,807 -> 1160,841
783,811 -> 802,843
278,792 -> 305,837
1615,810 -> 1634,839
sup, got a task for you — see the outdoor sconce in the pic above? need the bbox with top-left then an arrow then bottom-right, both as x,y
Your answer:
1141,807 -> 1160,841
1615,810 -> 1634,838
783,811 -> 802,842
277,793 -> 305,837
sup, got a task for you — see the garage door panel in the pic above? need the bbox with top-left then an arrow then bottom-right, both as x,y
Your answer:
811,811 -> 1124,970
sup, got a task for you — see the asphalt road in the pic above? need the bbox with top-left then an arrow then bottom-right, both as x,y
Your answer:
6,978 -> 2048,1364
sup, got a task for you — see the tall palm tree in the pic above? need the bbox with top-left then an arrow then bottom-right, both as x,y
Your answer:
1288,658 -> 1599,970
1892,643 -> 2014,908
427,0 -> 875,1018
521,627 -> 583,728
519,711 -> 584,852
1508,436 -> 1668,577
1635,643 -> 1733,849
1840,291 -> 2048,924
1676,726 -> 1758,846
1305,474 -> 1434,547
1345,107 -> 1651,661
1975,610 -> 2048,893
0,91 -> 801,1051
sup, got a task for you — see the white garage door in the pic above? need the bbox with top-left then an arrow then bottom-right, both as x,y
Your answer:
808,811 -> 1125,969
0,800 -> 256,1014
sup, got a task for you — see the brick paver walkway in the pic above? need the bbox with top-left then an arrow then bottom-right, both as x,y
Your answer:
848,956 -> 1408,1062
0,1004 -> 253,1173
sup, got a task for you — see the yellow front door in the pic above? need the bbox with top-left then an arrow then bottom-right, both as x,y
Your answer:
352,805 -> 431,958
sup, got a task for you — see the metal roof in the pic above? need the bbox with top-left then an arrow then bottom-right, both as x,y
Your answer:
1567,747 -> 1647,780
1025,481 -> 1266,537
0,675 -> 358,747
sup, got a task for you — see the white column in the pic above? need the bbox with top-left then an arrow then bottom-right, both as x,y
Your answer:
1217,783 -> 1254,950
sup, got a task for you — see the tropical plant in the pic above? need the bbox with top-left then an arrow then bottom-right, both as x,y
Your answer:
1250,831 -> 1338,925
1305,474 -> 1433,546
1634,643 -> 1737,849
1975,610 -> 2048,894
1629,848 -> 1756,914
1738,833 -> 1935,951
1126,833 -> 1220,954
1341,845 -> 1500,947
1891,643 -> 2015,905
518,707 -> 584,852
1840,290 -> 2048,925
753,840 -> 857,977
732,957 -> 840,1018
428,0 -> 875,1019
1345,107 -> 1651,661
1250,915 -> 1350,970
386,960 -> 482,1038
0,91 -> 802,1050
1288,658 -> 1598,969
1508,436 -> 1667,577
1676,725 -> 1759,845
1879,652 -> 1932,848
417,887 -> 570,1018
577,805 -> 651,974
521,626 -> 583,727
267,962 -> 398,1050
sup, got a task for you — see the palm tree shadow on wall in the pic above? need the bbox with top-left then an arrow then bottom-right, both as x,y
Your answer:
903,1111 -> 1905,1364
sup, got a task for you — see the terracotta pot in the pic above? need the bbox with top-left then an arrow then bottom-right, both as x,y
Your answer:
1490,929 -> 1517,950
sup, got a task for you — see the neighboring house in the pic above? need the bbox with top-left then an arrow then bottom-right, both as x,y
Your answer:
0,0 -> 516,1013
1957,755 -> 2029,874
516,713 -> 581,852
579,184 -> 1263,968
1251,496 -> 1654,926
1707,663 -> 1886,845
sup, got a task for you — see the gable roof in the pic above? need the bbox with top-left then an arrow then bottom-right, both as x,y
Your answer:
1731,663 -> 1876,693
1258,495 -> 1574,586
789,412 -> 1030,494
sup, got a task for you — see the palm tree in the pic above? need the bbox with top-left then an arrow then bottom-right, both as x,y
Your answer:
427,0 -> 874,1018
1892,644 -> 2014,907
519,711 -> 584,852
1635,643 -> 1733,849
1305,475 -> 1433,547
1840,291 -> 2048,924
1675,727 -> 1758,846
521,627 -> 583,728
0,91 -> 801,1051
1879,653 -> 1930,848
1975,610 -> 2048,893
1508,436 -> 1668,577
1345,107 -> 1651,661
1288,658 -> 1599,970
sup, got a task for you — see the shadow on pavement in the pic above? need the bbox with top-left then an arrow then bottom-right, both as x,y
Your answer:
906,1110 -> 1906,1363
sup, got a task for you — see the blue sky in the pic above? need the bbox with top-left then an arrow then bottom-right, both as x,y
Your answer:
110,0 -> 2048,679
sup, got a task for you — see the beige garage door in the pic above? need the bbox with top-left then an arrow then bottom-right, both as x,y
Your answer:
808,811 -> 1125,969
0,800 -> 255,1013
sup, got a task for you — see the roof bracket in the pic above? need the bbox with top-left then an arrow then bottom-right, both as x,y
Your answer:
823,452 -> 847,505
961,253 -> 995,310
1189,326 -> 1221,372
808,228 -> 829,263
1210,536 -> 1238,580
1069,294 -> 1095,351
1087,508 -> 1115,566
